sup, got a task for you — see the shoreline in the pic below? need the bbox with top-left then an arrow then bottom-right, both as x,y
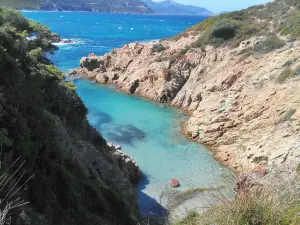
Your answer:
71,75 -> 236,174
70,36 -> 300,177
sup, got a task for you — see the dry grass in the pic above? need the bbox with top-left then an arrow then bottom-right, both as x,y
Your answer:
0,157 -> 33,225
173,170 -> 300,225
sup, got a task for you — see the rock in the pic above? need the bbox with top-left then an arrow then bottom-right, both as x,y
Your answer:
129,79 -> 140,94
171,179 -> 180,188
96,74 -> 109,84
109,144 -> 141,184
235,169 -> 266,197
71,30 -> 300,175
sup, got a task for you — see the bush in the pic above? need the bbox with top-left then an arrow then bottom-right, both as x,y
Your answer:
179,46 -> 191,55
211,19 -> 241,40
281,109 -> 297,122
152,43 -> 165,53
65,81 -> 77,91
277,67 -> 296,83
0,7 -> 28,31
296,65 -> 300,75
252,156 -> 268,163
45,64 -> 64,81
254,36 -> 285,53
281,12 -> 300,37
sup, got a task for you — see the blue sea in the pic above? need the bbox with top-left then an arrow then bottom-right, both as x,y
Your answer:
24,12 -> 235,217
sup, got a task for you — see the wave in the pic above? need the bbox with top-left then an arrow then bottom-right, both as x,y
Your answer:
52,38 -> 85,46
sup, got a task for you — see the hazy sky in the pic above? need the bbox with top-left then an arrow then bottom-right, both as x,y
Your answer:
153,0 -> 272,13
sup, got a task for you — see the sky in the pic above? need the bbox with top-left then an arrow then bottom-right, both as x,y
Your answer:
153,0 -> 272,13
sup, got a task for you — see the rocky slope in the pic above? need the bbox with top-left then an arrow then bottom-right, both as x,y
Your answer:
72,0 -> 300,173
0,7 -> 143,225
0,0 -> 152,13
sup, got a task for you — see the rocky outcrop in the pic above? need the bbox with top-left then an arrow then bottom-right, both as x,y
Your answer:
108,143 -> 141,185
71,32 -> 300,173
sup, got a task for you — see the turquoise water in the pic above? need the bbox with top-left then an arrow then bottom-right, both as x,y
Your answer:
24,12 -> 234,217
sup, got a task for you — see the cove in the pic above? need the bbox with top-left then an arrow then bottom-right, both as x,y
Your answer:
23,12 -> 235,217
73,79 -> 234,217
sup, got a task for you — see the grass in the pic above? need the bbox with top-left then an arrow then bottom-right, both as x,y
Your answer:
254,37 -> 285,54
277,67 -> 296,83
173,171 -> 300,225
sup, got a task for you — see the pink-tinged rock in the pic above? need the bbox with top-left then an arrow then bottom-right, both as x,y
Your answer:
171,179 -> 180,188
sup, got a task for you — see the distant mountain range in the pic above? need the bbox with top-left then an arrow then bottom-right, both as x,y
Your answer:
0,0 -> 152,13
0,0 -> 213,15
143,0 -> 213,16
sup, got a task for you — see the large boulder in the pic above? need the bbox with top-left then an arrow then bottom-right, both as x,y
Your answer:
108,143 -> 141,185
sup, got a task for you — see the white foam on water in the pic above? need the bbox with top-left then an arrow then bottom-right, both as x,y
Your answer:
52,38 -> 85,46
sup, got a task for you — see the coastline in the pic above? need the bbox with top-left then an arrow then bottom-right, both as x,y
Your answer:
71,75 -> 236,220
70,33 -> 300,177
70,74 -> 236,174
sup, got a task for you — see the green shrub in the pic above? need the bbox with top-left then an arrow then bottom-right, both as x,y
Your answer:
277,67 -> 296,83
155,54 -> 179,65
45,64 -> 64,80
252,156 -> 268,163
65,82 -> 77,91
295,64 -> 300,75
254,36 -> 285,54
211,19 -> 241,40
28,47 -> 43,61
281,109 -> 297,122
297,164 -> 300,173
179,46 -> 191,55
111,48 -> 117,55
152,43 -> 165,53
281,12 -> 300,37
0,7 -> 28,30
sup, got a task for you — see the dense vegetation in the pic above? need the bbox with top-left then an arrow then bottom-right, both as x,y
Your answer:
0,0 -> 152,13
171,0 -> 300,49
0,7 -> 138,225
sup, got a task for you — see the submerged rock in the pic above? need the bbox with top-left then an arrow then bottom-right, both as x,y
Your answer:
171,179 -> 180,188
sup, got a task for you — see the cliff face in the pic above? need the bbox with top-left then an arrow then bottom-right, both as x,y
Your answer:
0,0 -> 152,13
72,0 -> 300,172
0,7 -> 141,225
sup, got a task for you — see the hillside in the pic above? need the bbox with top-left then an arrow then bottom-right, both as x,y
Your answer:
72,0 -> 300,175
143,0 -> 213,16
0,0 -> 152,13
0,7 -> 144,225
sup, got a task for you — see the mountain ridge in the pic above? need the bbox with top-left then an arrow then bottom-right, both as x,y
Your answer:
143,0 -> 213,15
0,0 -> 153,13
